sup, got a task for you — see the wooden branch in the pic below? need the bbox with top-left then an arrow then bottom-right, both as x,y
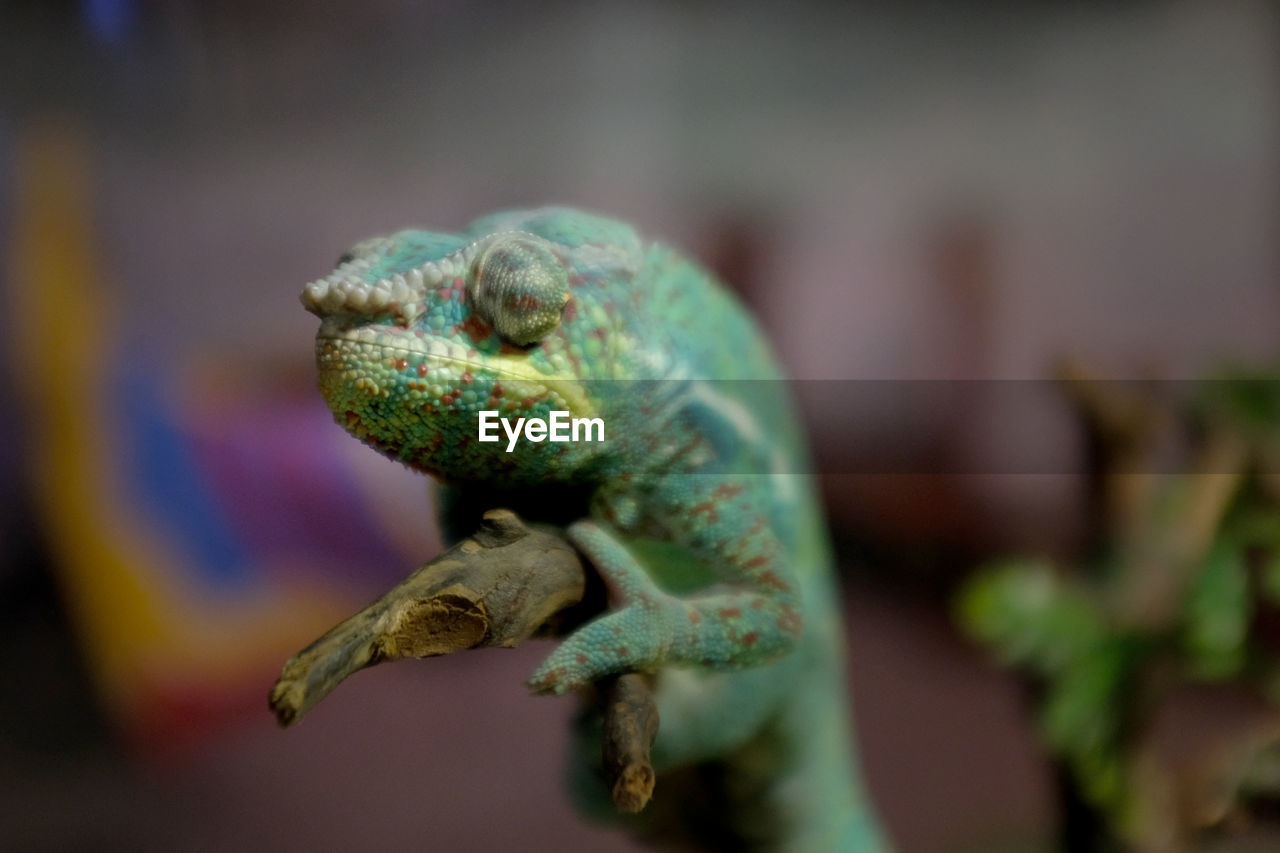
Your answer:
599,673 -> 660,813
1055,362 -> 1249,628
269,509 -> 585,726
1055,358 -> 1165,547
268,507 -> 659,813
1056,358 -> 1161,453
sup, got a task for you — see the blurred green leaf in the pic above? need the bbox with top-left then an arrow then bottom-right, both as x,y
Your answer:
1261,550 -> 1280,607
1233,512 -> 1280,605
957,560 -> 1107,676
1195,373 -> 1280,435
1183,541 -> 1250,681
1041,640 -> 1135,813
1041,641 -> 1127,755
1074,744 -> 1125,815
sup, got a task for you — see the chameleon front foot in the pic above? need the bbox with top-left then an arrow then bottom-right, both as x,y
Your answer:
527,602 -> 677,694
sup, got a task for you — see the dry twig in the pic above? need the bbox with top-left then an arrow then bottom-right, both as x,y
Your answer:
268,508 -> 659,812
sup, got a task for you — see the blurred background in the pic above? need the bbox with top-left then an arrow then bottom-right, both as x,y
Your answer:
1,1 -> 1275,850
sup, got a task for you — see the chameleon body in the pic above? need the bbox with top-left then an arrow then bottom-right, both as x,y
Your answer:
301,207 -> 887,851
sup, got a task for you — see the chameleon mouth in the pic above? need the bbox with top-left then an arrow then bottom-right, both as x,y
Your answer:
315,324 -> 549,382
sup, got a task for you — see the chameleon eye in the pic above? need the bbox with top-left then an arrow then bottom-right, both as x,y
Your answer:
468,232 -> 571,346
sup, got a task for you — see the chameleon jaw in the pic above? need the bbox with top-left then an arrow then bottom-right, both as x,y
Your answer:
314,327 -> 597,420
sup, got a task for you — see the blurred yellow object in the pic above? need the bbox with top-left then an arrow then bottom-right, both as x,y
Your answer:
6,121 -> 372,748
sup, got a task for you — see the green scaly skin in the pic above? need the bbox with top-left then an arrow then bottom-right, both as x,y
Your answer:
301,207 -> 888,851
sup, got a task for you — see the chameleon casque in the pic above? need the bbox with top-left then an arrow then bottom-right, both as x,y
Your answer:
300,207 -> 888,851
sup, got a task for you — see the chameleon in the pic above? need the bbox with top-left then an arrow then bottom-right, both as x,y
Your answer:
300,207 -> 888,851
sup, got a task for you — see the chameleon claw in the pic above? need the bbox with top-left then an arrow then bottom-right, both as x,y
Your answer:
527,664 -> 581,696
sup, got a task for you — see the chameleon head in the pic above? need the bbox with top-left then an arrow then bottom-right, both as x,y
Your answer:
300,210 -> 638,482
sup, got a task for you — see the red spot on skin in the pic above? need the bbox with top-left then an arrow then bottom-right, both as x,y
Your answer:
690,501 -> 718,521
491,384 -> 504,398
421,404 -> 435,413
441,395 -> 454,406
616,647 -> 629,657
458,315 -> 492,341
713,483 -> 744,500
751,599 -> 766,610
575,653 -> 588,665
562,298 -> 578,321
453,276 -> 464,288
499,341 -> 525,356
742,632 -> 759,648
743,555 -> 770,569
777,605 -> 803,636
461,371 -> 473,384
416,362 -> 428,377
520,397 -> 536,408
759,571 -> 790,592
688,609 -> 702,624
505,293 -> 542,312
611,625 -> 623,636
567,274 -> 585,289
396,358 -> 409,371
588,327 -> 609,341
718,608 -> 741,619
